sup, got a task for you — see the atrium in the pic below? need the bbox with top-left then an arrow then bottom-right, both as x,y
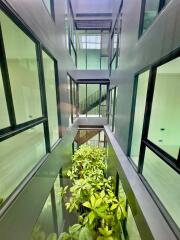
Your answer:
0,0 -> 179,239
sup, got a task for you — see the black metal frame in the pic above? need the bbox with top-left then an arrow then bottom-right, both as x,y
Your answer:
42,0 -> 55,21
109,87 -> 117,132
67,0 -> 77,66
109,0 -> 123,74
138,0 -> 170,38
0,3 -> 62,233
128,49 -> 180,173
127,48 -> 180,236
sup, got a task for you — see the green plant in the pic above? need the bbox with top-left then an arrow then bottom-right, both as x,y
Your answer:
60,145 -> 127,240
30,225 -> 59,240
0,198 -> 3,206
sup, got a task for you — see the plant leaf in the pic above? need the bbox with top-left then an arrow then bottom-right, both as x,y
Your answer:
110,203 -> 118,211
69,224 -> 82,234
47,233 -> 57,240
83,201 -> 91,209
88,211 -> 96,224
95,198 -> 102,208
90,195 -> 96,208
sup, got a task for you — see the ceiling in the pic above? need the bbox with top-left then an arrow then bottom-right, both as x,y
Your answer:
70,0 -> 113,16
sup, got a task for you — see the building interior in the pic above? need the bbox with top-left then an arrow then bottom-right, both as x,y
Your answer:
0,0 -> 179,239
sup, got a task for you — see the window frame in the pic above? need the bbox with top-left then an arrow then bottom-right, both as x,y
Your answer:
0,2 -> 61,215
109,0 -> 123,75
138,0 -> 171,38
128,48 -> 180,237
42,0 -> 55,21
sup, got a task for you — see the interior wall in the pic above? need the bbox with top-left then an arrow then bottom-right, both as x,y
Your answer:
111,0 -> 180,153
4,0 -> 76,133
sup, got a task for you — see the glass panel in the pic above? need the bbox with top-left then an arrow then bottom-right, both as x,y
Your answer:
87,49 -> 100,69
109,88 -> 115,130
43,0 -> 52,15
30,192 -> 55,240
54,175 -> 63,234
42,51 -> 59,147
148,57 -> 180,158
100,85 -> 107,117
101,57 -> 108,70
87,84 -> 99,116
111,56 -> 117,71
77,49 -> 86,69
79,84 -> 86,117
0,124 -> 46,202
143,148 -> 180,228
71,45 -> 76,66
126,206 -> 141,240
143,0 -> 160,32
72,81 -> 76,121
0,11 -> 42,124
0,68 -> 9,129
130,70 -> 149,166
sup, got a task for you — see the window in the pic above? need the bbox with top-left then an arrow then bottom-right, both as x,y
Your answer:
0,124 -> 46,202
69,77 -> 77,123
143,148 -> 180,228
139,0 -> 172,36
77,30 -> 109,70
130,70 -> 150,166
0,67 -> 9,129
0,11 -> 42,124
42,51 -> 59,147
148,58 -> 180,159
42,0 -> 55,20
109,87 -> 117,132
129,54 -> 180,230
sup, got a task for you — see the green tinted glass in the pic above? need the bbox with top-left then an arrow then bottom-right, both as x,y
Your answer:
42,51 -> 59,147
0,11 -> 42,124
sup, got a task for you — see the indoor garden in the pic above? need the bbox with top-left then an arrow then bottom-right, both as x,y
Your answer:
60,145 -> 127,240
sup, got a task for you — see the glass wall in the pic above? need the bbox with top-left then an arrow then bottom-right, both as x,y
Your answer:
109,87 -> 117,131
143,0 -> 159,32
0,11 -> 42,124
148,57 -> 180,159
77,30 -> 109,70
0,124 -> 46,202
42,51 -> 59,147
143,148 -> 180,228
87,84 -> 100,116
0,67 -> 9,129
69,78 -> 77,122
78,84 -> 107,117
79,84 -> 86,117
140,0 -> 171,36
130,55 -> 180,229
30,192 -> 55,240
130,70 -> 149,166
54,175 -> 63,234
0,10 -> 60,210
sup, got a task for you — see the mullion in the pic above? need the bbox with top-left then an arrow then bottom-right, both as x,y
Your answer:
142,139 -> 179,173
112,87 -> 117,132
53,59 -> 62,138
69,77 -> 73,123
138,67 -> 157,173
0,24 -> 16,128
36,43 -> 51,152
0,117 -> 46,142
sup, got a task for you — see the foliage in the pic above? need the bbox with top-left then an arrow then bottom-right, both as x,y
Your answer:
30,226 -> 60,240
0,198 -> 3,206
60,145 -> 127,240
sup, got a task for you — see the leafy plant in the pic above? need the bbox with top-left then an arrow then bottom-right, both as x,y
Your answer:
30,226 -> 59,240
60,145 -> 127,240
